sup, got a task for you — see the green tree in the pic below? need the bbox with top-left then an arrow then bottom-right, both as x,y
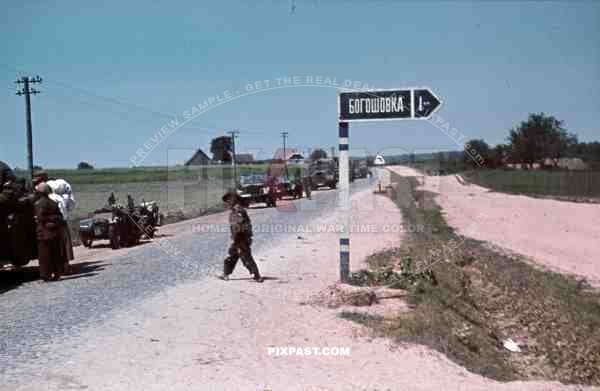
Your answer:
463,139 -> 490,167
210,136 -> 233,162
508,113 -> 577,168
77,161 -> 94,170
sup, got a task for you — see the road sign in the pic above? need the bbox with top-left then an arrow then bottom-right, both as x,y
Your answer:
336,87 -> 443,283
338,88 -> 442,122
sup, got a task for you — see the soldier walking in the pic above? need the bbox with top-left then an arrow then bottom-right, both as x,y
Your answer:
219,190 -> 263,282
302,175 -> 312,200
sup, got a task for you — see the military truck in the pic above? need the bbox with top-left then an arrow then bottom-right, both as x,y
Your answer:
237,174 -> 277,207
351,160 -> 369,179
308,158 -> 338,190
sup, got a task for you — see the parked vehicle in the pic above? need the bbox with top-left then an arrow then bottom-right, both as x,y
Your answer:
308,158 -> 338,189
79,200 -> 158,249
352,160 -> 369,179
277,176 -> 304,199
237,174 -> 277,207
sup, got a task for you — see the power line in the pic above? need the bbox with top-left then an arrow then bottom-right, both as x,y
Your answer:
1,62 -> 178,121
15,75 -> 43,184
47,79 -> 178,121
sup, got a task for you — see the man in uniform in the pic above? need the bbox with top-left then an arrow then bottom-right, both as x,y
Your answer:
0,160 -> 15,187
107,192 -> 116,207
127,194 -> 135,212
33,170 -> 49,187
302,175 -> 312,200
219,189 -> 263,282
34,182 -> 66,281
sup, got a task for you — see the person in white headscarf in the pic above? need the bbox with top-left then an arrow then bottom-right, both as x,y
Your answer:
46,179 -> 76,221
46,179 -> 75,266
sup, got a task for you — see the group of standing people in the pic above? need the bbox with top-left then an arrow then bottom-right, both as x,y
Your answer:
1,162 -> 75,282
32,171 -> 75,281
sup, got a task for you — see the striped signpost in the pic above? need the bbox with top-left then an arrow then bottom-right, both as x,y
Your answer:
337,88 -> 442,282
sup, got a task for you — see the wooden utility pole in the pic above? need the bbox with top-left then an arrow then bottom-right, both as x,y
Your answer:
227,129 -> 240,185
281,129 -> 288,179
15,75 -> 42,185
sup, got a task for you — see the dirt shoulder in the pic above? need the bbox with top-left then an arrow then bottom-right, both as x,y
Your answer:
388,165 -> 600,287
345,170 -> 600,386
12,186 -> 592,391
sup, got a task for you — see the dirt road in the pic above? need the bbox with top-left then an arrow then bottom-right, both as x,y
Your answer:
5,175 -> 593,390
388,165 -> 600,287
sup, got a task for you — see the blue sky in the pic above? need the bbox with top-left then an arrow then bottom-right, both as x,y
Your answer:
1,0 -> 599,168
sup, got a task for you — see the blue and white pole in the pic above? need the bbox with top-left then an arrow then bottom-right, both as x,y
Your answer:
338,121 -> 350,282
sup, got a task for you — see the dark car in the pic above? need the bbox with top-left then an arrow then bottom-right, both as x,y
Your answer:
79,203 -> 157,249
238,174 -> 277,207
350,160 -> 368,180
278,176 -> 304,199
308,158 -> 338,190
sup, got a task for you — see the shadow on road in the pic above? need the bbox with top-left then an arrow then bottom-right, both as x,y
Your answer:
152,233 -> 173,239
86,237 -> 160,249
0,265 -> 40,294
66,260 -> 107,277
227,276 -> 278,282
0,260 -> 107,294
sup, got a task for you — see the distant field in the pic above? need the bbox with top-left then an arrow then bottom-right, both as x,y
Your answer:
462,169 -> 600,200
15,164 -> 270,186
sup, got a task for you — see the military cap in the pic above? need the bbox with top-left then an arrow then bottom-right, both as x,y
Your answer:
222,189 -> 241,203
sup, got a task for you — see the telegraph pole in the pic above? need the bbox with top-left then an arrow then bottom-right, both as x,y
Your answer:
281,129 -> 288,179
15,75 -> 42,185
227,129 -> 240,185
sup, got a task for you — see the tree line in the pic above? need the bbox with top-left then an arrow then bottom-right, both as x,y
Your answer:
462,113 -> 600,169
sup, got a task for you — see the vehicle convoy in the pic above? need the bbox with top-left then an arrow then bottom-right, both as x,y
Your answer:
237,174 -> 277,207
277,176 -> 304,199
308,158 -> 338,190
78,197 -> 159,249
351,160 -> 369,179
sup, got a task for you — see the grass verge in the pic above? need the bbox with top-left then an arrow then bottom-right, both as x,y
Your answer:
342,172 -> 600,385
462,169 -> 600,202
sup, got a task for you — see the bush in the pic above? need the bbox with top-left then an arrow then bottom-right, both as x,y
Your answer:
77,161 -> 94,170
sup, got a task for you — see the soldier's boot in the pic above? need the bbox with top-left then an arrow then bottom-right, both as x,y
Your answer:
221,251 -> 239,281
241,254 -> 263,282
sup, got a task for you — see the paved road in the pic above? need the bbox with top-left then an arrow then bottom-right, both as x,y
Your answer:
0,176 -> 376,379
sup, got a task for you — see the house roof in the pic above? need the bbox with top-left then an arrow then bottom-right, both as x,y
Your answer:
184,149 -> 211,165
272,148 -> 304,161
235,153 -> 255,163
